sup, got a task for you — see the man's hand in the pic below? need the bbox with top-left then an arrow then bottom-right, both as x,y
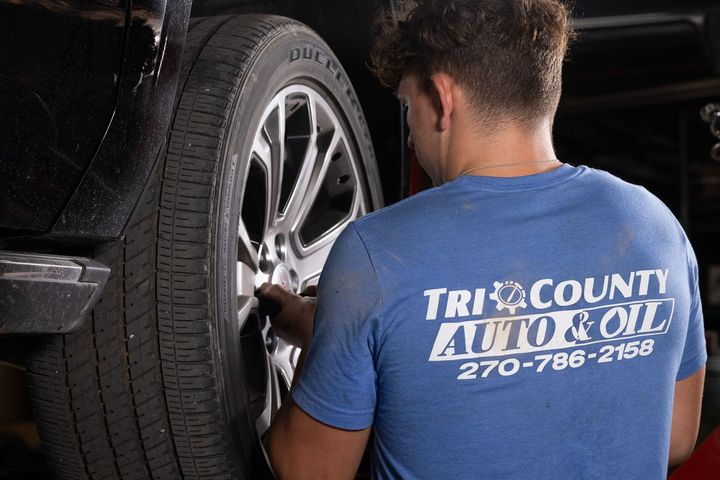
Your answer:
259,283 -> 317,349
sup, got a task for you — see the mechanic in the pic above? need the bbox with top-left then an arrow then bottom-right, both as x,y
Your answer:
260,1 -> 707,478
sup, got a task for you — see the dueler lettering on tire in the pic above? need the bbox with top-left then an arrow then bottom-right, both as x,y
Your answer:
288,44 -> 371,147
27,14 -> 382,480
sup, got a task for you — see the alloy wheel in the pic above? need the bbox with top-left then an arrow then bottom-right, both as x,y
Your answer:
235,84 -> 371,436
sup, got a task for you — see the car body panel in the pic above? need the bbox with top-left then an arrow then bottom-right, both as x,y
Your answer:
49,0 -> 192,242
0,0 -> 192,246
0,0 -> 128,238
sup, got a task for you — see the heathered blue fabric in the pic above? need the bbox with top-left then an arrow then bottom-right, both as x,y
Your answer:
291,164 -> 707,480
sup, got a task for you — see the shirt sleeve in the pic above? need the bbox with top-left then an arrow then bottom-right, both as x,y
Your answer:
291,223 -> 383,430
676,238 -> 707,380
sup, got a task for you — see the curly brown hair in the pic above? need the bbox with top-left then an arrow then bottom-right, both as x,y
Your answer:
370,0 -> 574,122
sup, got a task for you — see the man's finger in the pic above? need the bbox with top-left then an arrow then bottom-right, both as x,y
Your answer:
301,285 -> 317,297
259,282 -> 296,305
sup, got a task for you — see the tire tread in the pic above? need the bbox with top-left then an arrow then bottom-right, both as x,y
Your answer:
26,14 -> 236,480
158,15 -> 302,478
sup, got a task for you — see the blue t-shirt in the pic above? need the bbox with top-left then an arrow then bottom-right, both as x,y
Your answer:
292,164 -> 707,479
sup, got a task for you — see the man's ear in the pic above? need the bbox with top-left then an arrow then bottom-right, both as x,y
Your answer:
429,73 -> 454,131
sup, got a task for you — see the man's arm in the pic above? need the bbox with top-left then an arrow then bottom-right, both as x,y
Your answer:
669,239 -> 707,467
265,380 -> 371,479
260,284 -> 372,479
669,367 -> 705,467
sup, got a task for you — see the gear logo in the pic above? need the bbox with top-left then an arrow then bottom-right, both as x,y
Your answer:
489,281 -> 527,315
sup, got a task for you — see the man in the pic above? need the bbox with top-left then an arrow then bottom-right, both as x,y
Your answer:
261,1 -> 707,478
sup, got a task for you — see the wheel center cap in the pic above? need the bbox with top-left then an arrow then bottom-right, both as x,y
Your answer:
271,264 -> 293,291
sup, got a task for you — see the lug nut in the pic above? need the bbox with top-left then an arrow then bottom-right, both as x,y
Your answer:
290,269 -> 299,291
265,327 -> 277,352
712,115 -> 720,140
259,245 -> 272,273
712,143 -> 720,162
275,234 -> 286,262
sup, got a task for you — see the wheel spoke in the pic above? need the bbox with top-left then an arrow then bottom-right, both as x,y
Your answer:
251,133 -> 272,174
236,290 -> 257,330
255,338 -> 296,437
272,339 -> 299,383
291,238 -> 335,290
236,247 -> 257,332
263,100 -> 286,230
351,173 -> 366,218
291,129 -> 342,233
237,220 -> 259,273
276,97 -> 319,229
254,353 -> 278,437
280,137 -> 333,235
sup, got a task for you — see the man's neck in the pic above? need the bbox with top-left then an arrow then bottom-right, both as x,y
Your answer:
443,118 -> 559,183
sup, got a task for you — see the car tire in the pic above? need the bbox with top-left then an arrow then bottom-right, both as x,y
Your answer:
26,14 -> 382,480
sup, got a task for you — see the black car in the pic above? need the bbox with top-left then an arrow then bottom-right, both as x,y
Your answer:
1,1 -> 719,478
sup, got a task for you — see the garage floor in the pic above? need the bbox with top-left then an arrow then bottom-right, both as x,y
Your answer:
0,364 -> 47,479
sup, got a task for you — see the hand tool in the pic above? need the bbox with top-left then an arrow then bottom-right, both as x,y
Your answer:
255,290 -> 281,317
